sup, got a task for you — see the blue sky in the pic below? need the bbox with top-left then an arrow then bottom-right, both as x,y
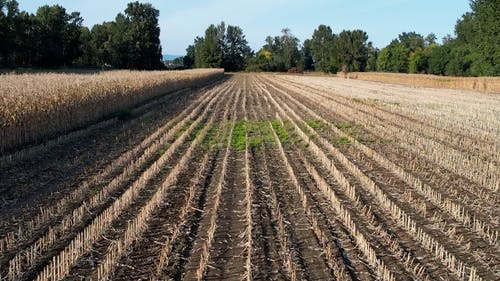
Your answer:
18,0 -> 471,55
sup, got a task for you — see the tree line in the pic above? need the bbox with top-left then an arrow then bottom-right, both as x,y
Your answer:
1,0 -> 497,75
182,22 -> 252,72
186,0 -> 498,76
0,1 -> 163,69
185,22 -> 380,73
379,0 -> 499,76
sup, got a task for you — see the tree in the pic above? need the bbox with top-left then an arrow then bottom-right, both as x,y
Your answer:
376,47 -> 391,72
0,1 -> 166,69
446,43 -> 472,76
193,36 -> 205,68
98,2 -> 163,70
64,12 -> 84,64
301,39 -> 314,71
246,49 -> 273,72
189,22 -> 251,71
261,35 -> 283,71
310,25 -> 334,72
428,44 -> 450,75
183,44 -> 195,68
11,10 -> 36,65
455,12 -> 474,45
468,0 -> 500,75
34,5 -> 81,67
376,32 -> 423,74
424,33 -> 437,47
201,23 -> 224,68
391,42 -> 410,72
0,1 -> 37,66
336,29 -> 370,72
89,22 -> 113,66
409,47 -> 428,73
398,32 -> 424,53
222,25 -> 251,71
0,0 -> 20,65
75,26 -> 92,65
107,14 -> 129,68
122,1 -> 163,69
280,28 -> 301,70
366,42 -> 378,71
377,40 -> 409,73
256,29 -> 301,71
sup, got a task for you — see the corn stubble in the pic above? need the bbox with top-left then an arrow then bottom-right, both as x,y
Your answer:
340,72 -> 500,93
1,72 -> 498,281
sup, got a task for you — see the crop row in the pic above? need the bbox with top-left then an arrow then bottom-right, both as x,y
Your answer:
0,69 -> 224,154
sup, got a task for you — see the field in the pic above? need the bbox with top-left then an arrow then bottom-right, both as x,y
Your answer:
338,72 -> 500,93
0,69 -> 223,155
0,73 -> 499,281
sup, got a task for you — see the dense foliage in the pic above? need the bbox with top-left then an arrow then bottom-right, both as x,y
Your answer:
1,0 -> 497,75
0,1 -> 163,69
187,0 -> 498,76
184,22 -> 252,71
373,0 -> 499,76
247,28 -> 301,72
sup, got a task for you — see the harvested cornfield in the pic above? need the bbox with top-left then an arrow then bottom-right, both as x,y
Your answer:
0,69 -> 223,154
339,71 -> 500,93
0,73 -> 498,281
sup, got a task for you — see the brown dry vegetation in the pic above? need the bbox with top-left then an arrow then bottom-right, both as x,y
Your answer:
338,72 -> 500,93
0,73 -> 498,281
0,69 -> 224,154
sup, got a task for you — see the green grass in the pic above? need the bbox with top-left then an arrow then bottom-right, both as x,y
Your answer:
231,121 -> 247,150
231,120 -> 281,150
335,121 -> 353,130
306,119 -> 329,131
247,121 -> 274,148
195,119 -> 371,153
354,136 -> 392,144
384,101 -> 401,106
174,120 -> 193,138
202,123 -> 221,151
158,143 -> 171,156
187,122 -> 205,142
271,120 -> 290,144
332,136 -> 351,146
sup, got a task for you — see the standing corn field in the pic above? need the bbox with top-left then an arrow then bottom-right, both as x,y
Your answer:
0,69 -> 223,155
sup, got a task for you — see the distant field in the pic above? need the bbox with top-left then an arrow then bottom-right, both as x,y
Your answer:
0,73 -> 498,281
338,72 -> 500,93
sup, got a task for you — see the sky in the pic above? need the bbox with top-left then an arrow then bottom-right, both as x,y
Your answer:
18,0 -> 471,56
